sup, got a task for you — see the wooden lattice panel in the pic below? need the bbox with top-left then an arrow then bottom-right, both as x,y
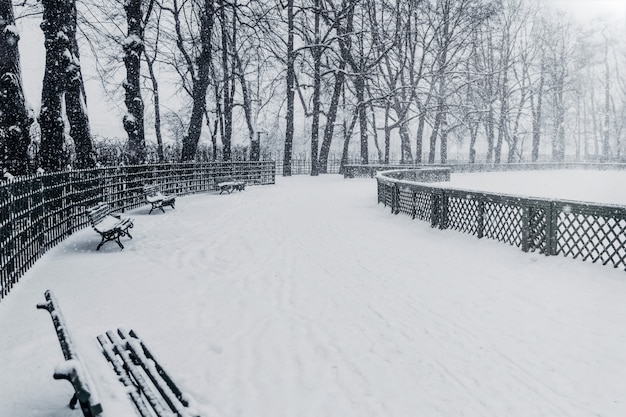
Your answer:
483,202 -> 523,247
375,171 -> 626,272
414,191 -> 432,221
557,212 -> 626,268
446,196 -> 480,235
398,188 -> 414,216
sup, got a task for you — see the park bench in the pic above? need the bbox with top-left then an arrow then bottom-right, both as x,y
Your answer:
87,202 -> 134,250
143,184 -> 176,214
37,290 -> 103,417
216,176 -> 246,194
38,290 -> 202,417
98,328 -> 201,417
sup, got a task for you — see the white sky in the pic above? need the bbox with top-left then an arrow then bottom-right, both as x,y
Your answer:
549,0 -> 626,20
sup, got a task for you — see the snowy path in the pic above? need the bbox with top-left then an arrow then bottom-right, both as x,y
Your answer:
1,175 -> 625,417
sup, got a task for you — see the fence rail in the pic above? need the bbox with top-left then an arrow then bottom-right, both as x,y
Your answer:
345,161 -> 626,178
377,168 -> 626,271
0,162 -> 275,302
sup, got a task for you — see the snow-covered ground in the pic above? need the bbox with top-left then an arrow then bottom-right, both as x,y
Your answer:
438,169 -> 626,205
1,172 -> 626,417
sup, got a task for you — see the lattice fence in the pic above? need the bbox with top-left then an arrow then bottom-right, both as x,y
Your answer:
377,171 -> 626,271
0,162 -> 276,302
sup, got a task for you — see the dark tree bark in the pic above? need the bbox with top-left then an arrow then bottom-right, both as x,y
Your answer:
318,63 -> 345,173
180,0 -> 214,161
146,9 -> 164,162
219,0 -> 233,161
0,0 -> 33,174
283,0 -> 295,176
355,75 -> 368,163
65,4 -> 96,169
310,0 -> 321,176
146,53 -> 164,162
39,0 -> 73,172
123,0 -> 147,164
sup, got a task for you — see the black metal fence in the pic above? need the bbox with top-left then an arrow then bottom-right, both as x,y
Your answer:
377,168 -> 626,270
0,162 -> 275,302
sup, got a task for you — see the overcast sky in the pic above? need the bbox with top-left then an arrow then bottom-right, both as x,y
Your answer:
550,0 -> 626,20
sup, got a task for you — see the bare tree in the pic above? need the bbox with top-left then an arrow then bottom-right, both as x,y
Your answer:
0,0 -> 33,174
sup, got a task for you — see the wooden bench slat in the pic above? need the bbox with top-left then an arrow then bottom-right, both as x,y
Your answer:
99,328 -> 201,417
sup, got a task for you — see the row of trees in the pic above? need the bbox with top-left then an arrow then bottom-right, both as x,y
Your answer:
0,0 -> 625,176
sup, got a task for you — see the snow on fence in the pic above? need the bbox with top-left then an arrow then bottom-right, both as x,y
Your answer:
0,162 -> 276,302
377,168 -> 626,271
346,161 -> 626,178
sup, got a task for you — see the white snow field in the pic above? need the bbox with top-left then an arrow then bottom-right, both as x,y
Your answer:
1,171 -> 626,417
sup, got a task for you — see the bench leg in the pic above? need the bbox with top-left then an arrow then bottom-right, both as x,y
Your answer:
69,393 -> 78,409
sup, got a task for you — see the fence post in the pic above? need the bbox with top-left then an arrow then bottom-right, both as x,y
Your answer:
439,190 -> 448,229
391,183 -> 400,214
521,205 -> 529,252
430,191 -> 442,228
545,202 -> 558,256
477,200 -> 485,239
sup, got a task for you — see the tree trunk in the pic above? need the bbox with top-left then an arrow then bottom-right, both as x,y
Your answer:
428,99 -> 444,163
65,11 -> 96,169
439,112 -> 448,164
0,0 -> 33,174
484,102 -> 494,163
415,106 -> 426,163
399,123 -> 411,164
146,55 -> 164,162
310,0 -> 321,176
355,75 -> 368,163
220,1 -> 235,162
340,110 -> 359,173
181,1 -> 214,162
39,0 -> 72,172
283,0 -> 294,176
318,63 -> 345,173
123,0 -> 146,164
531,51 -> 545,162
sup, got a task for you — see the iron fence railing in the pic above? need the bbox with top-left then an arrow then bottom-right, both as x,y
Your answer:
0,162 -> 275,302
377,168 -> 626,271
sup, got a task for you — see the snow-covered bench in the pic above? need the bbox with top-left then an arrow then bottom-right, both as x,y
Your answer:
87,202 -> 134,250
38,291 -> 200,417
98,328 -> 201,417
37,290 -> 103,417
143,184 -> 176,214
216,176 -> 246,194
